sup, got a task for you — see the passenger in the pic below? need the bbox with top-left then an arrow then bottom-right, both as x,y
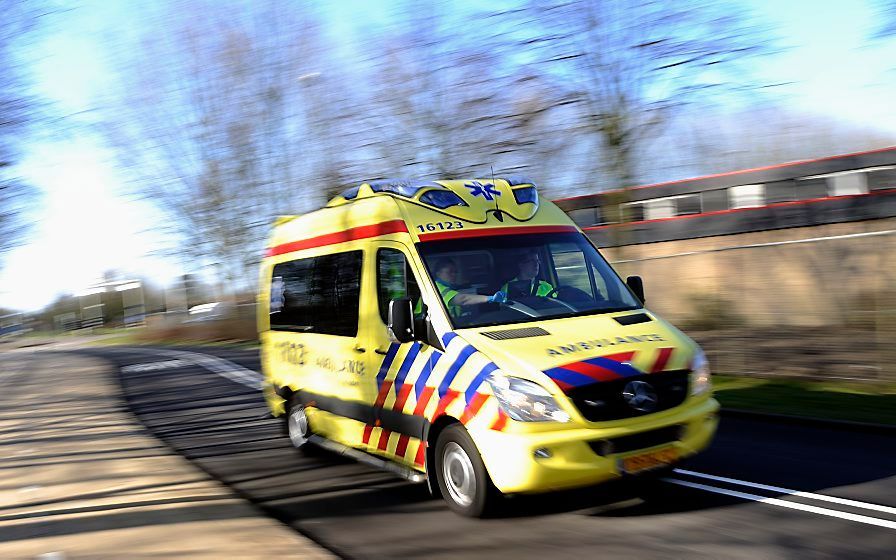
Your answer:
501,251 -> 555,299
432,259 -> 506,317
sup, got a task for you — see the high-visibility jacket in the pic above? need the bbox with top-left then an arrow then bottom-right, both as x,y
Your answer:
435,279 -> 463,317
501,278 -> 554,298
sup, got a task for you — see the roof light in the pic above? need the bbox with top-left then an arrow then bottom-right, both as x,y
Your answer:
512,186 -> 538,205
368,179 -> 439,197
419,190 -> 468,209
503,175 -> 536,187
339,185 -> 361,200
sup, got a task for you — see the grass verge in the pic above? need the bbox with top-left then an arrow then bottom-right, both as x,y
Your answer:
713,375 -> 896,426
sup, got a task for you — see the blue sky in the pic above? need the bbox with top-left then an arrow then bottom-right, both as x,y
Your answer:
740,0 -> 896,128
1,0 -> 895,312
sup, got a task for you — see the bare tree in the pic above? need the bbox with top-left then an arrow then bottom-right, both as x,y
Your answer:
679,104 -> 896,178
365,1 -> 579,182
0,0 -> 42,261
102,1 -> 330,292
519,0 -> 771,197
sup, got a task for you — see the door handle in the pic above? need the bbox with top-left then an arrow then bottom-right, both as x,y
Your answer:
353,346 -> 367,354
374,347 -> 389,355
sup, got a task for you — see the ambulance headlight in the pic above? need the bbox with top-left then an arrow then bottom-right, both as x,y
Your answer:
488,374 -> 570,423
690,349 -> 712,396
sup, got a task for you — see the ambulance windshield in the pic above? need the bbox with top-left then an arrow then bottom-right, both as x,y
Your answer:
417,232 -> 642,329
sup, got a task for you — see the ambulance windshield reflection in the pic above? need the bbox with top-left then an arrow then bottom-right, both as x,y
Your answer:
417,232 -> 642,329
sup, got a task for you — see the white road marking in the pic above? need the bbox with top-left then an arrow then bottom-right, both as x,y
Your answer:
121,359 -> 191,373
122,348 -> 263,390
674,469 -> 896,516
665,479 -> 896,530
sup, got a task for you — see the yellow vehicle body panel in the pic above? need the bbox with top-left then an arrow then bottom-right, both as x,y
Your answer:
258,178 -> 719,494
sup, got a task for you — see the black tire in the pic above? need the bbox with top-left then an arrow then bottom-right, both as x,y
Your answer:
285,399 -> 316,455
434,424 -> 501,517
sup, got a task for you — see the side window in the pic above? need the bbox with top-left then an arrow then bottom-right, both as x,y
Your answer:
270,251 -> 362,336
551,243 -> 593,295
550,242 -> 608,299
377,248 -> 422,323
270,259 -> 313,331
589,260 -> 610,299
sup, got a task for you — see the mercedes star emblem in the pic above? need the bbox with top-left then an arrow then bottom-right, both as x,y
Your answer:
622,380 -> 658,412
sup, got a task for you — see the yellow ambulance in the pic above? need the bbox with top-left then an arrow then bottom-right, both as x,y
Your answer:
258,178 -> 718,516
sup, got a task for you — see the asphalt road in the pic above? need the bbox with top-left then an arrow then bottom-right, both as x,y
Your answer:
78,346 -> 896,559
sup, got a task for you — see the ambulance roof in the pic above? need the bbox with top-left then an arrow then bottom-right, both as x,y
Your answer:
267,177 -> 576,257
329,177 -> 534,211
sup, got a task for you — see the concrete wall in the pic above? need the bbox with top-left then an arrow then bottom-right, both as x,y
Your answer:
596,217 -> 896,328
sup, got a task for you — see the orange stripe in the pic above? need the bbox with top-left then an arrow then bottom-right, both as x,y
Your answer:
413,386 -> 435,416
377,429 -> 392,451
374,380 -> 393,409
392,384 -> 413,413
395,434 -> 411,458
559,360 -> 620,382
267,219 -> 408,256
432,389 -> 460,419
460,393 -> 489,425
414,441 -> 426,467
491,409 -> 508,431
651,347 -> 674,373
602,351 -> 636,363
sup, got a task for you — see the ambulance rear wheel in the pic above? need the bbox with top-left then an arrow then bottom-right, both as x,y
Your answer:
286,400 -> 314,454
435,424 -> 500,517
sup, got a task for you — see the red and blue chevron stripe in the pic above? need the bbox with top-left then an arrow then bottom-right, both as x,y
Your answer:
544,348 -> 675,392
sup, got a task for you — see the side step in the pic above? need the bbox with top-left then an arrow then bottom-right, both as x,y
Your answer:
308,434 -> 427,484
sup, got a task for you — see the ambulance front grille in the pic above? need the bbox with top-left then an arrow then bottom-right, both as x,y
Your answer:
567,369 -> 690,422
481,327 -> 551,340
588,425 -> 684,456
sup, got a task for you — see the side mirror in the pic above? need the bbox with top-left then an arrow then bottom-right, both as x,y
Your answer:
626,276 -> 645,305
388,297 -> 415,343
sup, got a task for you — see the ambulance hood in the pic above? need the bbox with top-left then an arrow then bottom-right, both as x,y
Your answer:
457,310 -> 698,394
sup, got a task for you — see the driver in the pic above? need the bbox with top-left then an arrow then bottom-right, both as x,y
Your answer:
501,251 -> 555,299
433,258 -> 506,317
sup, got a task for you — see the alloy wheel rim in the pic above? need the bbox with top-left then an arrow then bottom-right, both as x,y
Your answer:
442,441 -> 476,507
288,407 -> 309,448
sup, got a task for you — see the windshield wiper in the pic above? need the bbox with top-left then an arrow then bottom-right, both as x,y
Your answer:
571,305 -> 641,318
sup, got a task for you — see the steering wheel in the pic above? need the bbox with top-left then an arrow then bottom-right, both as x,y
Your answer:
499,299 -> 540,318
540,288 -> 579,312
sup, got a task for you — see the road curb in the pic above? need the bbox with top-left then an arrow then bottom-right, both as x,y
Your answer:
0,350 -> 334,559
721,407 -> 896,435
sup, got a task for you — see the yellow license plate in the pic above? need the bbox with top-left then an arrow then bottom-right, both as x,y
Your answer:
620,447 -> 678,474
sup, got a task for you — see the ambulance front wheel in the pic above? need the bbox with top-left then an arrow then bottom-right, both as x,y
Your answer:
435,424 -> 501,517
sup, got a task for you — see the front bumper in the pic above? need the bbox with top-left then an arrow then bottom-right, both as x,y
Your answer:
473,397 -> 720,494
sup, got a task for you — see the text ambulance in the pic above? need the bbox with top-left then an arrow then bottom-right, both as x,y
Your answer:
258,178 -> 718,516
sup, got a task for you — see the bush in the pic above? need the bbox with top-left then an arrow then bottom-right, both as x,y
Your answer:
678,293 -> 746,332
